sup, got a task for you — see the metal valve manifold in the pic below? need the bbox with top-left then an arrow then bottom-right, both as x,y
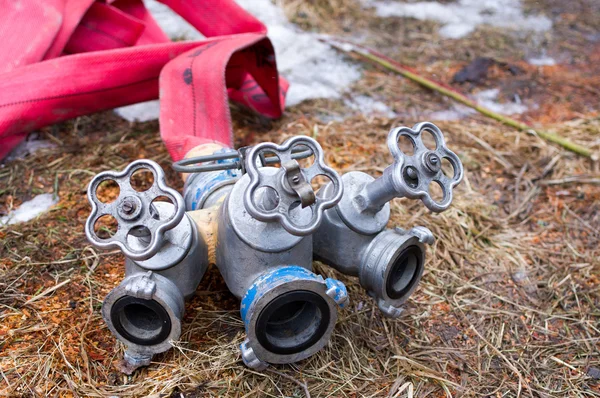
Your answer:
179,136 -> 349,370
84,123 -> 463,373
85,160 -> 208,372
313,122 -> 464,317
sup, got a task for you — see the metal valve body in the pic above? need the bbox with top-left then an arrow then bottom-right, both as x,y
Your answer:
313,122 -> 464,317
85,160 -> 208,372
183,137 -> 349,370
84,123 -> 463,373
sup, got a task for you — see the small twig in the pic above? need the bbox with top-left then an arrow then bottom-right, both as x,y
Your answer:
549,356 -> 580,373
79,277 -> 94,383
463,130 -> 514,170
505,186 -> 540,220
540,175 -> 600,186
23,279 -> 71,306
81,246 -> 101,275
563,204 -> 600,235
323,37 -> 598,160
0,368 -> 11,388
266,369 -> 311,398
20,250 -> 120,266
470,325 -> 529,397
390,381 -> 414,398
538,154 -> 562,180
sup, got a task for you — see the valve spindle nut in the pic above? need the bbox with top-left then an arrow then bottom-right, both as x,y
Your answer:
118,196 -> 143,220
423,152 -> 442,173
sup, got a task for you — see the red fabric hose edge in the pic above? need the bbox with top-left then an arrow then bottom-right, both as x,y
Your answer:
0,0 -> 288,161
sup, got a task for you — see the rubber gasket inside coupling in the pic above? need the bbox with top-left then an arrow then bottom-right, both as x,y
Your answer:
111,296 -> 172,346
385,245 -> 424,300
255,290 -> 331,355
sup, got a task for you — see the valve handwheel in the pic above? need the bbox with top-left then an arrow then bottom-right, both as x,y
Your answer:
387,122 -> 464,213
85,159 -> 185,261
243,136 -> 344,236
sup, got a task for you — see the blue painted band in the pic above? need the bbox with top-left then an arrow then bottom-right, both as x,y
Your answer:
188,148 -> 240,210
240,265 -> 323,328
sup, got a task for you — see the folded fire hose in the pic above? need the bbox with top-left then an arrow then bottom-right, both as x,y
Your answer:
0,0 -> 288,161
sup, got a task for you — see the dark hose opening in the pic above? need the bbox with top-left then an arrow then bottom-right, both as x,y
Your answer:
386,245 -> 423,300
256,290 -> 330,355
111,296 -> 171,346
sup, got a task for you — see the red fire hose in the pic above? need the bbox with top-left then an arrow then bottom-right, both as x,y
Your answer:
0,0 -> 288,160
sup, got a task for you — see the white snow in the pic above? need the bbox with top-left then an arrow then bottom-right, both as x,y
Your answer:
4,135 -> 56,161
362,0 -> 552,39
429,88 -> 528,121
527,56 -> 556,66
114,100 -> 161,123
115,0 -> 361,122
429,104 -> 475,121
144,0 -> 203,40
236,0 -> 361,106
0,194 -> 59,226
345,95 -> 397,118
474,88 -> 528,115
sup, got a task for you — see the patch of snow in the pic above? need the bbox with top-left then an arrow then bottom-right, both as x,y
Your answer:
4,134 -> 56,161
236,0 -> 361,106
0,194 -> 59,226
440,23 -> 476,39
474,88 -> 528,115
144,0 -> 203,40
114,100 -> 161,123
362,0 -> 552,39
345,95 -> 397,118
527,56 -> 556,66
429,104 -> 475,121
428,88 -> 528,120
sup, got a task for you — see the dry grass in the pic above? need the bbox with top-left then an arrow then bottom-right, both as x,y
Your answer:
1,0 -> 600,396
1,111 -> 599,397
